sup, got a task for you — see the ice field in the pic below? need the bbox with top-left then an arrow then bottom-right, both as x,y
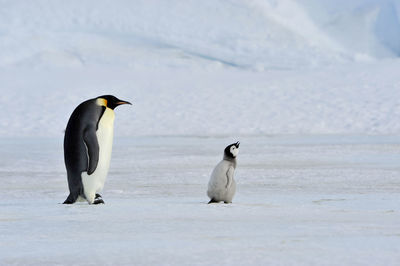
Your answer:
1,0 -> 400,265
1,135 -> 400,265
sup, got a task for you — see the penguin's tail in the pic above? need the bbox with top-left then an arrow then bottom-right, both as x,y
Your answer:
63,193 -> 79,204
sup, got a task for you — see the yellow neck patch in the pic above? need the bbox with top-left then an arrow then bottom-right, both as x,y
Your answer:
96,98 -> 108,107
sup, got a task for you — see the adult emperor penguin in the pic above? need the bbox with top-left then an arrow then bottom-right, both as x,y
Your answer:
207,141 -> 240,204
63,95 -> 131,204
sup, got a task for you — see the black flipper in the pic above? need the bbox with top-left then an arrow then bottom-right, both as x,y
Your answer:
208,199 -> 219,204
83,126 -> 99,175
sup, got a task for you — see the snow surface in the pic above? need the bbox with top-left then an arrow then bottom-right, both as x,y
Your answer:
1,136 -> 400,265
1,0 -> 400,265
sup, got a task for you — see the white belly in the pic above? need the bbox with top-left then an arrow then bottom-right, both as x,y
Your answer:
82,108 -> 115,203
207,160 -> 236,202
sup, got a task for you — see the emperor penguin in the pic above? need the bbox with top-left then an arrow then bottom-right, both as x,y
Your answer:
207,141 -> 240,204
63,95 -> 131,204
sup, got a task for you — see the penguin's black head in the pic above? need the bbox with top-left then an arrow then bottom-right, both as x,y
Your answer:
96,95 -> 132,110
224,141 -> 240,159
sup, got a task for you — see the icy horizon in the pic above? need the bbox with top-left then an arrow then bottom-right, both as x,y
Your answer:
1,0 -> 400,138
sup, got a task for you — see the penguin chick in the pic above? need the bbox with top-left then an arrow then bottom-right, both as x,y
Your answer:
207,141 -> 240,204
63,95 -> 131,204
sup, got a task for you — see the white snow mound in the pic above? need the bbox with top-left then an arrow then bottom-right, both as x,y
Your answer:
0,0 -> 399,69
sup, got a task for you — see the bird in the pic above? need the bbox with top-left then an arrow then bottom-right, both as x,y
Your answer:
207,141 -> 240,204
63,95 -> 131,204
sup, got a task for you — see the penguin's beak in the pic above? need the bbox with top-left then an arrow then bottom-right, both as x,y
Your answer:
116,100 -> 132,106
235,141 -> 240,148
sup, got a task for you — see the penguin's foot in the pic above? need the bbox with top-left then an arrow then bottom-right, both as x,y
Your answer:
224,201 -> 232,204
208,199 -> 219,204
93,198 -> 104,204
93,193 -> 104,204
93,199 -> 104,204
